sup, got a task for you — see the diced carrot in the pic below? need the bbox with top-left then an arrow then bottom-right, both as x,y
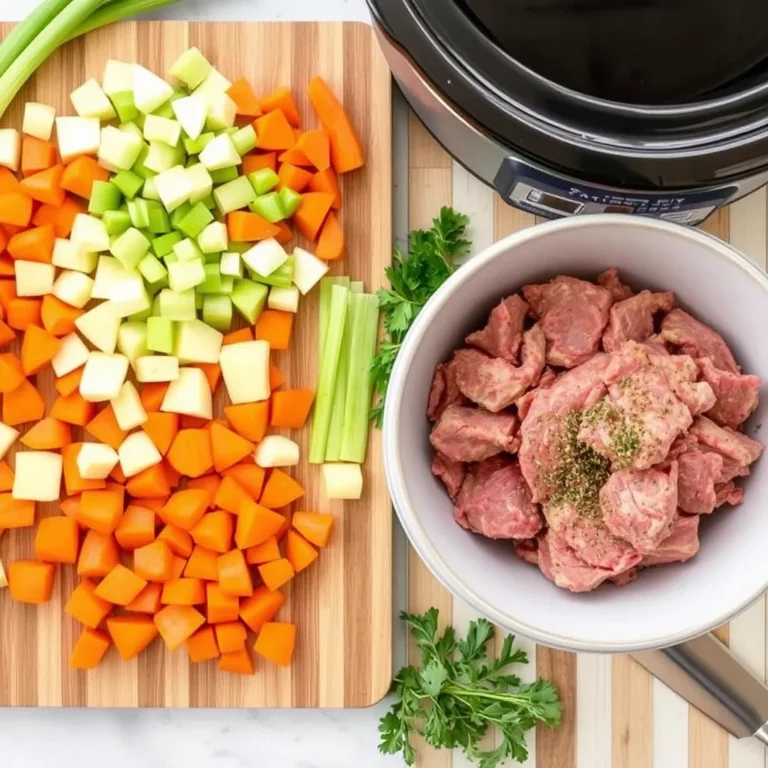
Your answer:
35,516 -> 79,564
41,294 -> 83,336
106,615 -> 159,660
124,464 -> 171,501
307,168 -> 341,209
185,545 -> 219,581
269,363 -> 285,390
106,480 -> 126,508
20,324 -> 60,375
77,530 -> 119,578
161,577 -> 205,606
0,192 -> 33,227
218,647 -> 254,675
0,319 -> 14,348
254,309 -> 293,350
170,554 -> 187,579
209,421 -> 255,473
270,388 -> 314,429
55,366 -> 83,396
0,168 -> 19,194
154,604 -> 205,650
222,326 -> 252,345
258,558 -> 294,592
223,402 -> 269,443
285,529 -> 318,574
135,496 -> 168,515
21,137 -> 56,176
206,582 -> 240,623
316,211 -> 345,261
95,564 -> 147,606
227,210 -> 280,242
7,297 -> 42,331
0,352 -> 23,392
245,535 -> 280,565
85,404 -> 127,449
70,628 -> 111,669
191,361 -> 221,392
0,493 -> 35,528
242,152 -> 276,174
227,77 -> 262,117
140,381 -> 169,412
277,163 -> 313,193
222,464 -> 265,500
254,622 -> 296,667
137,412 -> 178,457
213,475 -> 252,515
260,86 -> 300,126
217,549 -> 253,597
190,510 -> 234,554
0,279 -> 16,313
293,191 -> 334,241
7,560 -> 55,603
239,586 -> 285,633
167,428 -> 213,478
308,76 -> 365,174
162,488 -> 210,531
254,109 -> 295,150
62,444 -> 105,495
78,489 -> 123,535
125,582 -> 163,614
235,500 -> 285,550
0,461 -> 13,492
19,165 -> 65,206
214,620 -> 247,653
115,505 -> 157,551
186,626 -> 220,662
133,540 -> 174,582
292,511 -> 334,548
60,495 -> 80,520
64,579 -> 113,628
50,391 -> 95,426
0,255 -> 13,277
295,129 -> 331,171
61,156 -> 110,199
3,378 -> 45,426
179,414 -> 209,430
273,219 -> 293,245
185,474 -> 221,507
278,146 -> 310,166
110,462 -> 126,484
259,469 -> 304,509
33,195 -> 85,238
7,224 -> 55,264
157,524 -> 193,558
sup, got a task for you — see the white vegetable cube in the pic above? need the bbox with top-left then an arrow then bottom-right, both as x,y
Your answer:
205,92 -> 237,131
192,69 -> 232,99
71,214 -> 110,253
15,261 -> 54,297
219,340 -> 270,404
254,436 -> 300,468
173,319 -> 223,364
0,129 -> 21,171
53,270 -> 93,308
292,247 -> 330,295
70,79 -> 116,120
75,301 -> 122,353
99,125 -> 144,172
76,443 -> 119,480
220,251 -> 242,278
161,366 -> 212,418
172,95 -> 207,141
143,115 -> 181,147
322,463 -> 363,500
102,60 -> 134,95
197,221 -> 228,254
80,352 -> 130,402
117,322 -> 148,369
0,422 -> 19,461
22,103 -> 56,141
268,286 -> 300,313
154,165 -> 193,212
111,381 -> 147,430
92,256 -> 136,300
133,64 -> 174,114
186,163 -> 213,204
12,452 -> 63,502
51,333 -> 90,377
135,355 -> 180,383
168,259 -> 206,292
242,238 -> 287,278
118,431 -> 162,478
51,238 -> 98,274
198,134 -> 240,171
56,117 -> 100,162
170,48 -> 213,90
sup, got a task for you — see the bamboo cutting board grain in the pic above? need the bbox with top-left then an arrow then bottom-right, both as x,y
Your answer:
0,21 -> 392,708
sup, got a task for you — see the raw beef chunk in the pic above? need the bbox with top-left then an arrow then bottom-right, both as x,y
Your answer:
598,268 -> 634,302
661,308 -> 739,374
641,515 -> 700,567
465,294 -> 529,363
697,357 -> 761,428
602,290 -> 675,352
429,405 -> 518,463
431,453 -> 466,501
427,358 -> 466,422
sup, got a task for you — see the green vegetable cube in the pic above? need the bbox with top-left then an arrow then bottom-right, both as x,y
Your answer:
127,199 -> 150,229
143,115 -> 182,147
248,168 -> 279,196
110,91 -> 139,123
231,279 -> 268,323
169,200 -> 192,229
220,251 -> 243,278
168,258 -> 206,292
200,194 -> 216,210
213,176 -> 256,215
88,181 -> 123,216
219,275 -> 235,295
186,163 -> 213,204
150,101 -> 176,120
145,275 -> 169,297
117,320 -> 149,365
120,121 -> 144,140
172,237 -> 204,263
170,47 -> 213,90
249,192 -> 285,223
138,253 -> 168,284
158,288 -> 196,320
183,132 -> 215,155
147,316 -> 175,354
248,255 -> 294,288
197,221 -> 228,254
152,230 -> 183,258
278,187 -> 302,217
232,125 -> 257,156
146,201 -> 171,234
210,166 -> 239,184
196,262 -> 223,294
202,295 -> 233,332
103,209 -> 132,236
145,141 -> 185,173
111,169 -> 144,200
177,201 -> 214,238
110,227 -> 151,271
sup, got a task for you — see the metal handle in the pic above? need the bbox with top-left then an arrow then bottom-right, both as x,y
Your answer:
633,634 -> 768,745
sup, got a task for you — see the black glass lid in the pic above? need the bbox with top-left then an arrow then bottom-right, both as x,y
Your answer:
457,0 -> 768,105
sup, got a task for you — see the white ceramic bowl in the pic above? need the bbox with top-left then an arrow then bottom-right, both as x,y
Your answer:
384,214 -> 768,653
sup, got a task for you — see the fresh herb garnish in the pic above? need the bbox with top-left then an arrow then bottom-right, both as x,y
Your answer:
379,609 -> 562,767
370,207 -> 471,427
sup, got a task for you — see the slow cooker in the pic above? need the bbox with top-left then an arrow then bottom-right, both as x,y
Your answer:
367,0 -> 768,224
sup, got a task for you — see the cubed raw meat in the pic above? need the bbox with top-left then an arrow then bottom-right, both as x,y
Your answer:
465,294 -> 528,363
661,308 -> 739,374
429,405 -> 518,463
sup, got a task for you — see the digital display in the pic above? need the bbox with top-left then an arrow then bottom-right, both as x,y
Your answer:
527,190 -> 583,215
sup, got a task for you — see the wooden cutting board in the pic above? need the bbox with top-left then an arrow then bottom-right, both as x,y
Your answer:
0,21 -> 392,709
406,113 -> 767,767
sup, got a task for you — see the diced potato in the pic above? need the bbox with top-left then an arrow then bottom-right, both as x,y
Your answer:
161,366 -> 212,419
143,115 -> 181,147
219,340 -> 270,404
198,134 -> 240,171
205,92 -> 237,130
70,79 -> 116,120
111,381 -> 147,431
321,463 -> 363,500
0,128 -> 21,171
0,422 -> 19,461
75,301 -> 121,353
133,64 -> 174,114
135,355 -> 180,383
154,165 -> 193,213
172,95 -> 207,141
102,60 -> 134,95
70,213 -> 110,253
51,332 -> 90,377
118,431 -> 162,478
267,286 -> 299,313
79,352 -> 130,402
15,260 -> 54,297
92,255 -> 136,300
51,238 -> 98,274
53,270 -> 94,309
170,48 -> 213,90
173,319 -> 223,364
76,443 -> 119,480
242,238 -> 287,278
56,117 -> 100,163
12,451 -> 63,502
99,125 -> 144,172
253,436 -> 300,468
117,322 -> 149,369
22,103 -> 56,141
292,247 -> 330,295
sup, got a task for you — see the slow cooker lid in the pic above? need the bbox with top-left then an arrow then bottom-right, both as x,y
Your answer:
457,0 -> 768,106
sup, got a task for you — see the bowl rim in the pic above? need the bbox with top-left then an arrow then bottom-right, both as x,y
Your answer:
383,213 -> 768,653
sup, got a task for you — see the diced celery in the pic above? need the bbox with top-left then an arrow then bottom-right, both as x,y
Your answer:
248,168 -> 279,196
127,199 -> 150,229
201,194 -> 217,210
168,259 -> 206,292
131,144 -> 155,180
170,200 -> 193,230
152,231 -> 183,258
142,177 -> 160,201
213,176 -> 256,215
205,93 -> 237,132
110,91 -> 139,123
150,101 -> 176,120
177,201 -> 214,238
158,288 -> 196,320
147,316 -> 175,354
138,253 -> 168,284
249,192 -> 285,223
232,125 -> 257,156
88,181 -> 123,216
173,237 -> 204,263
164,252 -> 179,265
197,221 -> 227,254
103,209 -> 132,236
145,141 -> 185,173
279,187 -> 302,217
120,121 -> 144,140
210,166 -> 239,184
248,255 -> 294,289
204,251 -> 221,265
220,251 -> 242,278
195,292 -> 204,310
186,163 -> 213,204
183,132 -> 215,155
227,242 -> 250,254
143,115 -> 181,146
219,275 -> 235,295
110,227 -> 151,271
202,295 -> 233,332
146,201 -> 171,234
170,48 -> 213,90
145,275 -> 169,297
231,279 -> 268,324
111,169 -> 144,200
196,262 -> 223,294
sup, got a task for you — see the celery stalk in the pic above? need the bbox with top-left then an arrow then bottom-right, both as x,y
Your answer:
309,284 -> 349,464
318,276 -> 349,359
69,0 -> 181,40
339,293 -> 379,463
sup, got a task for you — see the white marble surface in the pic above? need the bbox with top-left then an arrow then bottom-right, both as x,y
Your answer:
0,2 -> 406,767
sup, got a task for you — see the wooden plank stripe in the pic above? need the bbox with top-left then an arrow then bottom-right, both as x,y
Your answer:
577,654 -> 612,768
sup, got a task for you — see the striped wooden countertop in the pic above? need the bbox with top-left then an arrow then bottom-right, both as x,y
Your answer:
405,110 -> 768,768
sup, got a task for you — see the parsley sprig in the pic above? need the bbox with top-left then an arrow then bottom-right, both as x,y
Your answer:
370,207 -> 471,426
379,609 -> 562,767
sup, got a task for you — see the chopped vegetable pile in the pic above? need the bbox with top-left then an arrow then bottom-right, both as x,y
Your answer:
0,45 -> 372,675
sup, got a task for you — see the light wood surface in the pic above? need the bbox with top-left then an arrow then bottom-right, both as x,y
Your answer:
0,21 -> 392,709
407,114 -> 767,768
